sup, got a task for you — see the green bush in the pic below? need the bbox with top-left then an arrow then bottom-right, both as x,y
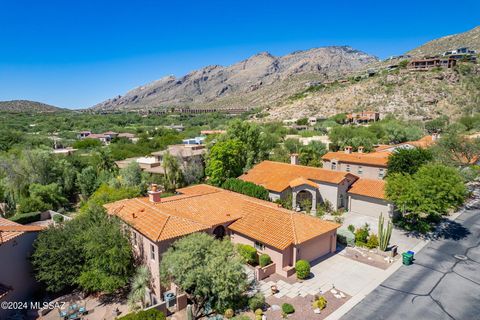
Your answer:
118,308 -> 166,320
248,293 -> 265,311
259,254 -> 271,267
347,224 -> 355,233
224,308 -> 234,319
232,316 -> 252,320
237,244 -> 257,265
295,260 -> 310,279
53,214 -> 64,223
337,229 -> 355,246
355,223 -> 370,246
9,212 -> 41,224
282,303 -> 295,314
221,178 -> 269,200
366,234 -> 379,249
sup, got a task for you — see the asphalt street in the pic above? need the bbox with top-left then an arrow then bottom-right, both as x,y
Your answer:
341,209 -> 480,320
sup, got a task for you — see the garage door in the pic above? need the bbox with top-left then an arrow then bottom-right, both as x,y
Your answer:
297,232 -> 333,262
349,194 -> 391,219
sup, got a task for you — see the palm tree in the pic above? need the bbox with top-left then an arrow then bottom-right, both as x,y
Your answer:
128,265 -> 151,310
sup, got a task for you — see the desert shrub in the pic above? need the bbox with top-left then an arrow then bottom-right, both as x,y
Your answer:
282,303 -> 295,314
224,308 -> 234,319
347,224 -> 355,233
259,254 -> 271,267
337,229 -> 355,246
312,296 -> 327,310
366,234 -> 379,249
248,293 -> 265,311
295,260 -> 311,279
237,244 -> 257,265
9,212 -> 41,224
355,223 -> 370,246
52,214 -> 64,223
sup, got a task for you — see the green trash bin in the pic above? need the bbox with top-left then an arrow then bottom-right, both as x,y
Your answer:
402,252 -> 413,265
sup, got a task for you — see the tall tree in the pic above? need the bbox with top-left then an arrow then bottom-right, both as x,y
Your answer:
205,139 -> 246,186
162,153 -> 184,192
387,148 -> 433,175
160,233 -> 247,319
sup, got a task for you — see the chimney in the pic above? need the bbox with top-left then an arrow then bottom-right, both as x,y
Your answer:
344,146 -> 352,154
290,153 -> 299,165
358,146 -> 364,153
148,184 -> 162,203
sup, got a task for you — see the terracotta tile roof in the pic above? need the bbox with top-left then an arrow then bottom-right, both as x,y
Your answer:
289,177 -> 318,189
239,161 -> 354,192
105,184 -> 340,250
348,179 -> 386,200
322,151 -> 390,167
0,217 -> 35,244
402,135 -> 435,148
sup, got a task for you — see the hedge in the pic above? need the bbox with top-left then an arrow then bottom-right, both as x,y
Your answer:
9,212 -> 42,224
237,244 -> 257,265
337,229 -> 355,246
295,260 -> 310,279
222,178 -> 269,200
118,309 -> 166,320
259,253 -> 272,267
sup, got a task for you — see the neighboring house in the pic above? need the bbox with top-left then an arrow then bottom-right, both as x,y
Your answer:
116,144 -> 206,175
85,133 -> 111,145
117,132 -> 137,142
346,111 -> 380,124
103,131 -> 119,139
408,58 -> 457,70
104,184 -> 339,304
308,117 -> 317,126
239,158 -> 359,213
322,147 -> 390,180
182,136 -> 206,145
378,134 -> 438,152
77,131 -> 91,139
284,134 -> 331,149
347,179 -> 393,219
0,218 -> 43,319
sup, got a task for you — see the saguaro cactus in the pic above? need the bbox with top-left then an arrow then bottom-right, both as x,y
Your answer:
378,213 -> 393,251
187,304 -> 193,320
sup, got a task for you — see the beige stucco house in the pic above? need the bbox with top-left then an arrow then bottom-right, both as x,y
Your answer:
0,218 -> 43,319
104,184 -> 339,304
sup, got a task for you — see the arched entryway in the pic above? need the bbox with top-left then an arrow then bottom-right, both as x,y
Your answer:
291,184 -> 317,215
213,225 -> 226,239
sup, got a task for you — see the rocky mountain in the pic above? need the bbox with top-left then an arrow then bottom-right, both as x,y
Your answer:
408,26 -> 480,57
91,46 -> 378,111
0,100 -> 63,113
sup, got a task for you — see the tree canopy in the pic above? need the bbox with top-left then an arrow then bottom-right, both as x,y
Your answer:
387,148 -> 434,175
206,139 -> 246,186
159,233 -> 247,319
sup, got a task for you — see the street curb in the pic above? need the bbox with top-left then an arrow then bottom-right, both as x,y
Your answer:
325,239 -> 429,320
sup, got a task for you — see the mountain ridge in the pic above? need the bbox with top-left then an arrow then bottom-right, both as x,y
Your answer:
0,100 -> 63,113
91,46 -> 378,111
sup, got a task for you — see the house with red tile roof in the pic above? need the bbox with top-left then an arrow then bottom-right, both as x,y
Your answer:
0,218 -> 43,319
239,159 -> 358,213
104,184 -> 340,304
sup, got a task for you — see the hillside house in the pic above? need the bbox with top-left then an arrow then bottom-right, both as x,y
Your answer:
0,219 -> 43,319
408,58 -> 457,70
322,147 -> 390,180
104,184 -> 340,305
346,111 -> 380,124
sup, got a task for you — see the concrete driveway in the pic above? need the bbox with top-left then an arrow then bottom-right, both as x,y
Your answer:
340,209 -> 480,320
342,212 -> 423,253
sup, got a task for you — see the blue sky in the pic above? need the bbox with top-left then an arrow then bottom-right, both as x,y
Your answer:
0,0 -> 479,109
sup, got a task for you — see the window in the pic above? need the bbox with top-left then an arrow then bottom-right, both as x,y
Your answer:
150,244 -> 156,260
379,169 -> 384,179
358,166 -> 363,174
346,164 -> 350,172
254,241 -> 265,251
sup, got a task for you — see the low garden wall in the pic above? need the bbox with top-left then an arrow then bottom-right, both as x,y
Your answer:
255,263 -> 276,281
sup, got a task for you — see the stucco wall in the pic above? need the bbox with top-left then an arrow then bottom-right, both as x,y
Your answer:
0,232 -> 39,320
295,231 -> 337,262
348,194 -> 392,219
323,160 -> 386,180
268,191 -> 282,202
229,231 -> 292,275
316,182 -> 340,208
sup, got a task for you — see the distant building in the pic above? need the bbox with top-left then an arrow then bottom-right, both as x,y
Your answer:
77,131 -> 91,139
346,111 -> 380,124
200,130 -> 226,135
408,57 -> 457,70
284,134 -> 331,149
308,117 -> 317,126
182,136 -> 206,145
